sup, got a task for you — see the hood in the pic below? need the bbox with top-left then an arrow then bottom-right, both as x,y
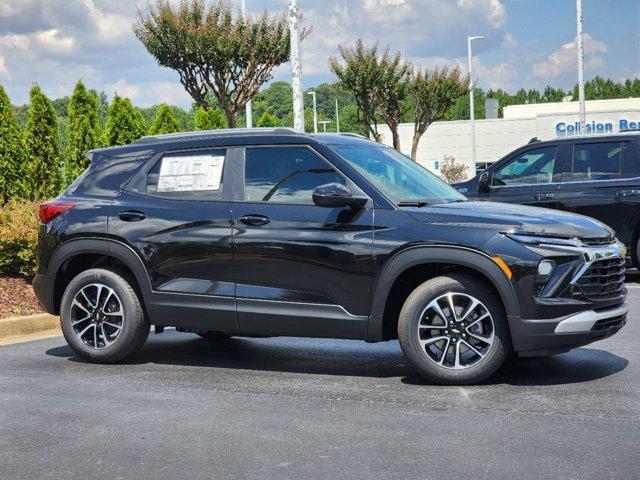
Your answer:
408,201 -> 614,240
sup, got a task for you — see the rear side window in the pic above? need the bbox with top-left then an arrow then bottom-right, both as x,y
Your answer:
143,149 -> 227,199
568,142 -> 637,181
244,147 -> 345,204
493,146 -> 558,186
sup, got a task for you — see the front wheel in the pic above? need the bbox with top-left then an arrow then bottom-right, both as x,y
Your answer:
60,268 -> 149,363
398,274 -> 510,385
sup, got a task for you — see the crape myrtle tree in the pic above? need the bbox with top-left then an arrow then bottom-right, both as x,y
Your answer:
134,0 -> 307,128
330,40 -> 411,148
103,95 -> 147,146
149,104 -> 181,135
0,85 -> 27,203
65,80 -> 100,184
193,106 -> 226,130
25,85 -> 62,200
409,66 -> 468,160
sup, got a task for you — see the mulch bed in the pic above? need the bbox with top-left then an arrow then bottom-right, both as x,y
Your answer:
0,275 -> 44,319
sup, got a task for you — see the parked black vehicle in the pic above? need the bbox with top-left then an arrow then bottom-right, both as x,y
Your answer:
33,129 -> 628,384
454,133 -> 640,266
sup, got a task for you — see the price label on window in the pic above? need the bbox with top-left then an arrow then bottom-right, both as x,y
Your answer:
157,154 -> 224,192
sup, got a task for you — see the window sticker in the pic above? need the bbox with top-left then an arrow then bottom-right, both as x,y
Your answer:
157,154 -> 224,192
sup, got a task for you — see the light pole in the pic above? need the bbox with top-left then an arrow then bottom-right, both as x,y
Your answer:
319,120 -> 331,133
335,99 -> 340,133
467,35 -> 484,173
289,0 -> 304,131
241,0 -> 253,128
307,91 -> 317,133
576,0 -> 586,133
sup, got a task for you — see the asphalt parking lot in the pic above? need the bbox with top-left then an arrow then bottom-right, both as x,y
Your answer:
1,277 -> 639,480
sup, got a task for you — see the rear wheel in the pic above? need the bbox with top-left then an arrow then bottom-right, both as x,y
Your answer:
60,268 -> 149,363
398,274 -> 510,385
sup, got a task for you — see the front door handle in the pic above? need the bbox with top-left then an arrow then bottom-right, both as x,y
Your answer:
532,193 -> 556,200
238,214 -> 271,226
118,210 -> 146,222
617,189 -> 640,197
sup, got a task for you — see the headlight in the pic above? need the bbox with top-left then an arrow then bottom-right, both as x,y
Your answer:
505,233 -> 584,248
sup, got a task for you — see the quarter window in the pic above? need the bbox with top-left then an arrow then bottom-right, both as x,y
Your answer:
493,146 -> 558,186
568,142 -> 636,181
244,147 -> 345,204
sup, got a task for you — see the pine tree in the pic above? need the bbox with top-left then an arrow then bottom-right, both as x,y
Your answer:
65,80 -> 100,184
25,85 -> 62,200
257,111 -> 278,127
149,104 -> 181,135
103,95 -> 147,146
193,107 -> 226,130
0,85 -> 27,203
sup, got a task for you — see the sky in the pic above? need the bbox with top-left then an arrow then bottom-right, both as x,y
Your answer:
0,0 -> 638,108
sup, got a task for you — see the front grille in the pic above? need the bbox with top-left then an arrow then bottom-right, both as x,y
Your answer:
591,314 -> 626,332
582,236 -> 615,246
575,257 -> 626,301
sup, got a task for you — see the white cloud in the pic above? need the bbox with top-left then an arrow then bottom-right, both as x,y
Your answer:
532,33 -> 607,78
0,56 -> 9,79
33,29 -> 75,54
105,79 -> 191,107
0,33 -> 29,50
501,33 -> 517,48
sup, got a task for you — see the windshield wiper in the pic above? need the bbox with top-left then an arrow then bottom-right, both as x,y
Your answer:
397,200 -> 430,207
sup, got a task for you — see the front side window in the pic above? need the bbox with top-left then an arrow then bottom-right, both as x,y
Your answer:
244,147 -> 345,204
569,142 -> 631,181
144,149 -> 227,199
331,145 -> 465,205
493,146 -> 557,186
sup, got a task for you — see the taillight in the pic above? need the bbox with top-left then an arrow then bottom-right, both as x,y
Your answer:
38,201 -> 75,224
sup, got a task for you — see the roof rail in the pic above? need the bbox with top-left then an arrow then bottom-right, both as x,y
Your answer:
528,137 -> 540,143
134,127 -> 304,145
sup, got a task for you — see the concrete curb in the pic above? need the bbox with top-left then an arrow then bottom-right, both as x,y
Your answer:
0,313 -> 60,338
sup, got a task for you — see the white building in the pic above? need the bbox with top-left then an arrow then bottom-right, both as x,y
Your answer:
377,97 -> 640,179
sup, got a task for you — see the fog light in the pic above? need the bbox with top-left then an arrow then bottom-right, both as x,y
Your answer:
538,259 -> 555,277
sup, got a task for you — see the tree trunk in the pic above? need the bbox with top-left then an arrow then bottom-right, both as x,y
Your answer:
410,132 -> 421,161
391,127 -> 400,150
224,109 -> 237,128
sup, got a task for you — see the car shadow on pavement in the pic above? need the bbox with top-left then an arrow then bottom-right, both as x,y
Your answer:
45,333 -> 628,385
402,347 -> 629,386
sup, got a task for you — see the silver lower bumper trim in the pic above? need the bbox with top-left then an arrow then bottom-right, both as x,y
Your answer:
554,303 -> 628,334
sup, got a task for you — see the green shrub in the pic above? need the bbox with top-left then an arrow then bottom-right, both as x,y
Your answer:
0,200 -> 40,277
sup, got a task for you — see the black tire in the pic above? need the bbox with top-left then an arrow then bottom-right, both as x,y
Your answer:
196,331 -> 230,342
397,273 -> 510,385
60,268 -> 149,363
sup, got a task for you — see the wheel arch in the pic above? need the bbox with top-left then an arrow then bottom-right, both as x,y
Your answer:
367,246 -> 520,342
47,238 -> 151,315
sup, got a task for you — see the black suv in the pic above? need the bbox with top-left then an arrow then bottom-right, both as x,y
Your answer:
33,129 -> 628,385
455,133 -> 640,266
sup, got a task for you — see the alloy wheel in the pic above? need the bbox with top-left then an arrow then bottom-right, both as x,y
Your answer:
416,292 -> 495,370
70,283 -> 124,349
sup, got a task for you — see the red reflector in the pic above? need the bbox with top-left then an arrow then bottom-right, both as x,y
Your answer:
38,201 -> 75,224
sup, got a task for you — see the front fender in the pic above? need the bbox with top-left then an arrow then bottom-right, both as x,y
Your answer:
367,245 -> 520,341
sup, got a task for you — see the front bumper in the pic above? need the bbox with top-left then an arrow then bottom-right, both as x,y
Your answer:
510,302 -> 628,356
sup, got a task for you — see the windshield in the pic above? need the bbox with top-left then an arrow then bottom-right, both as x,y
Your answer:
332,145 -> 467,205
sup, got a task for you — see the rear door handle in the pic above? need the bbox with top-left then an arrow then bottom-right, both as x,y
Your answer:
238,214 -> 271,226
532,193 -> 556,200
617,189 -> 640,197
118,210 -> 146,222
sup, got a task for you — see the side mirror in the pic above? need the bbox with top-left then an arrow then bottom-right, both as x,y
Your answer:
478,171 -> 493,194
312,183 -> 368,209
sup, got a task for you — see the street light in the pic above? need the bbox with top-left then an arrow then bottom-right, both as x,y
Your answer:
319,120 -> 331,133
335,99 -> 340,133
576,0 -> 586,133
289,0 -> 304,132
241,0 -> 253,128
307,91 -> 317,133
467,35 -> 484,174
